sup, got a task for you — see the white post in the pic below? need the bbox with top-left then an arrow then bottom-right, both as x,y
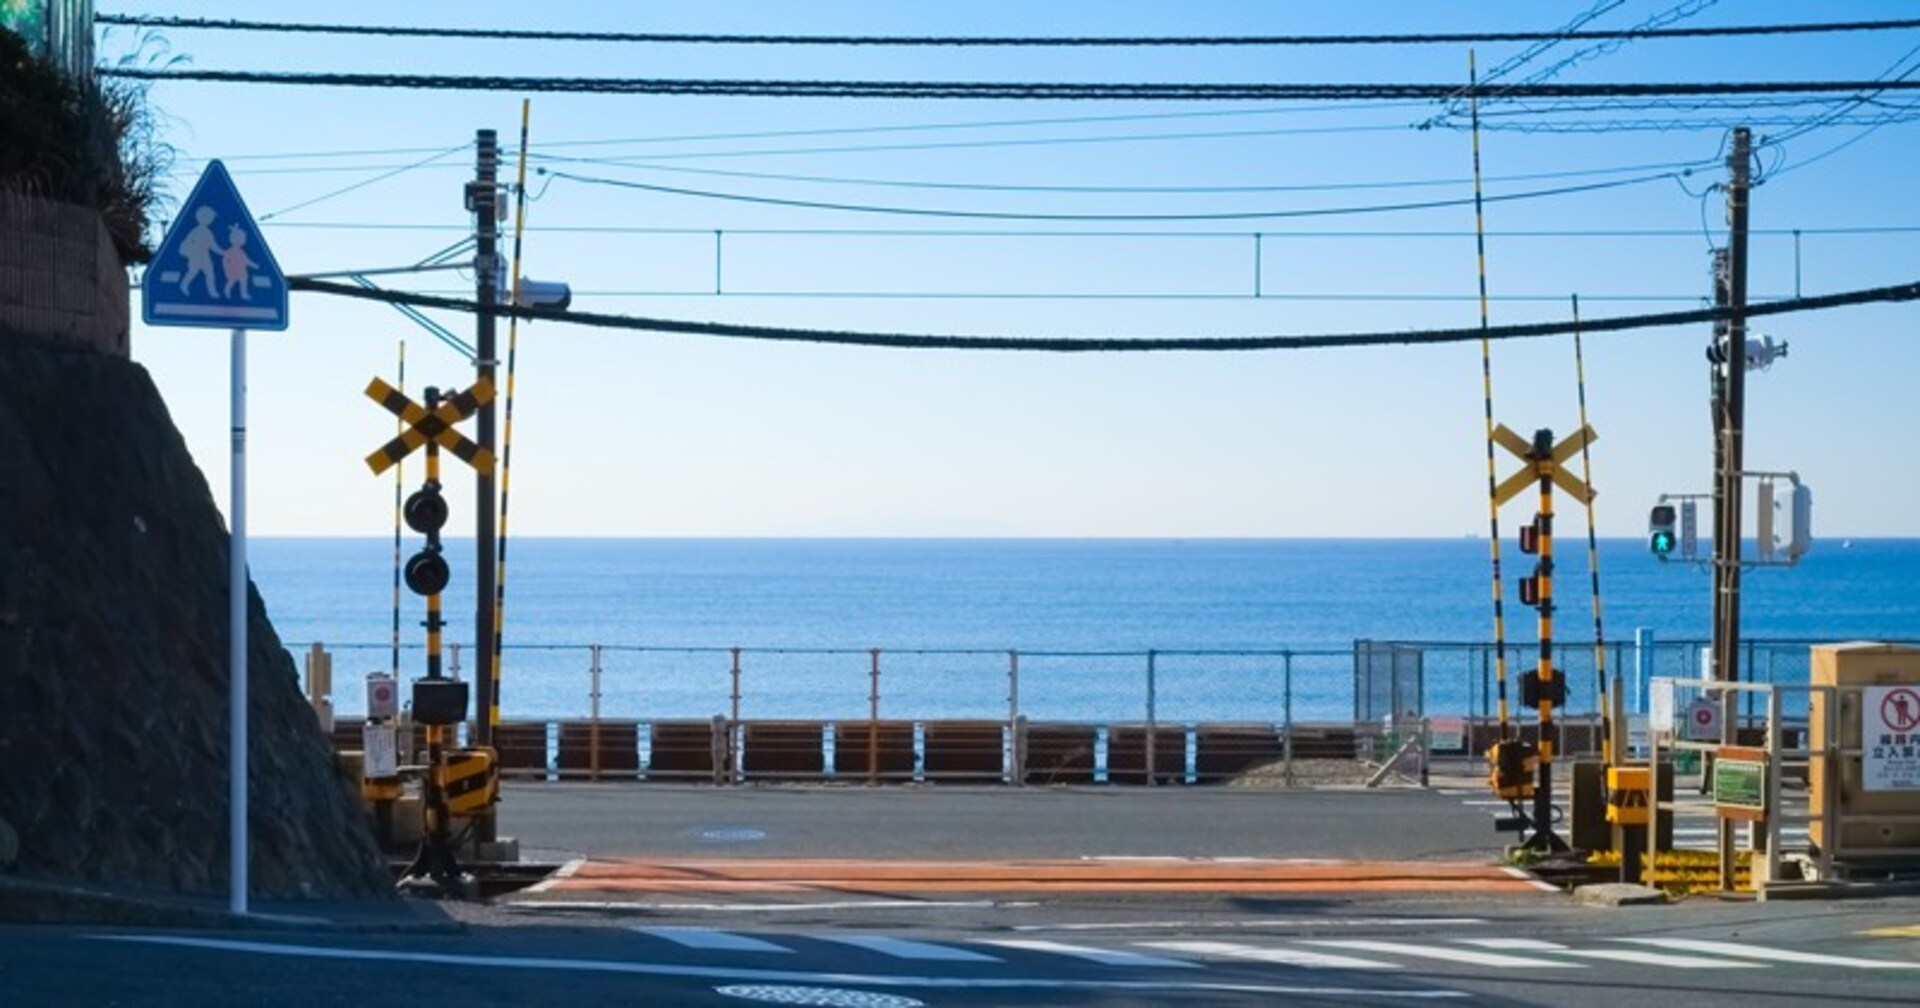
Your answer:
228,328 -> 248,916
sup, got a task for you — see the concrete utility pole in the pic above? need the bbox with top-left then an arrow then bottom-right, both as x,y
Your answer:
1711,126 -> 1752,891
467,130 -> 500,750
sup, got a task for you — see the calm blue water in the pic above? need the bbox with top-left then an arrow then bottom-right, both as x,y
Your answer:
253,538 -> 1920,723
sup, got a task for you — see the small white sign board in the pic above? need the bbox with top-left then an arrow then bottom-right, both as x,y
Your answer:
1683,696 -> 1722,742
1864,685 -> 1920,791
362,722 -> 399,780
1650,679 -> 1675,739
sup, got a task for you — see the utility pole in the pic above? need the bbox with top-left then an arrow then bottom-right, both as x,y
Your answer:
467,130 -> 500,753
1711,126 -> 1752,891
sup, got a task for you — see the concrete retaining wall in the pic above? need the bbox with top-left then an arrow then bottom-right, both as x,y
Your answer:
0,191 -> 129,356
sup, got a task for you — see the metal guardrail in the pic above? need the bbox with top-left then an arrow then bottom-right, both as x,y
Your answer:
301,638 -> 1916,789
299,637 -> 1910,725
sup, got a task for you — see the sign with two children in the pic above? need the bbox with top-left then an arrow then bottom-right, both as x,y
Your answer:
142,159 -> 288,331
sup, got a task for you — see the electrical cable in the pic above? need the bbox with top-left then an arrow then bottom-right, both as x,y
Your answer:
536,168 -> 1680,221
1470,0 -> 1625,96
283,275 -> 1920,353
524,122 -> 1416,166
262,222 -> 1920,239
94,13 -> 1920,46
258,142 -> 470,220
535,152 -> 1718,196
94,68 -> 1920,99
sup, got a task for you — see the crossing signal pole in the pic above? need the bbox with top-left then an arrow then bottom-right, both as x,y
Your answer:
468,130 -> 501,752
363,376 -> 500,890
1710,127 -> 1752,893
1489,423 -> 1593,853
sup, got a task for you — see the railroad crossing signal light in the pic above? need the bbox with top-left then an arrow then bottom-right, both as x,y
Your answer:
1518,514 -> 1542,555
1649,503 -> 1678,557
404,548 -> 450,596
404,481 -> 448,535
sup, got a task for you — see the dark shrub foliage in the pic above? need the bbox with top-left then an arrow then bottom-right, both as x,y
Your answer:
1,26 -> 169,263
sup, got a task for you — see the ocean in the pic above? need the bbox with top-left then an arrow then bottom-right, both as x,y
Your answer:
252,537 -> 1920,725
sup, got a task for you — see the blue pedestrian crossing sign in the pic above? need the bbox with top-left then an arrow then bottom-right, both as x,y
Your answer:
143,160 -> 288,331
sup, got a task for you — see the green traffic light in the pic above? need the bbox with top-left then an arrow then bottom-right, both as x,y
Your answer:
1650,530 -> 1677,555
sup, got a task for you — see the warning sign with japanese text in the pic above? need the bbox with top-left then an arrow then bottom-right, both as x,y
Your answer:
1864,686 -> 1920,791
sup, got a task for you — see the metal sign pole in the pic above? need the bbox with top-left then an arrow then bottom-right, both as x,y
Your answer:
229,326 -> 249,916
141,159 -> 287,918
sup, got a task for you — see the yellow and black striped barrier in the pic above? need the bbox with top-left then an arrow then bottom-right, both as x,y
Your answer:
436,748 -> 499,818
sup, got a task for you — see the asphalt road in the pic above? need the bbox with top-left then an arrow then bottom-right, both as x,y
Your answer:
495,781 -> 1506,862
9,778 -> 1920,1005
9,896 -> 1920,1007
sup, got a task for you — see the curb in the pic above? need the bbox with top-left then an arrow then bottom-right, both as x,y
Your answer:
0,875 -> 463,934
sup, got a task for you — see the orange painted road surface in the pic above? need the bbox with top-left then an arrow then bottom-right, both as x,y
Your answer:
539,857 -> 1546,897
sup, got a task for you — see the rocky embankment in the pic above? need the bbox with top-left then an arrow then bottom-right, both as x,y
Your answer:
0,328 -> 391,899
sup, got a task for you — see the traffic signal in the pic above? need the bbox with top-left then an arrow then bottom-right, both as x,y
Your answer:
1649,503 -> 1677,556
1774,483 -> 1813,559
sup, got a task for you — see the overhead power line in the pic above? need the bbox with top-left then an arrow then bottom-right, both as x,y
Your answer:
94,14 -> 1920,47
96,69 -> 1920,99
536,168 -> 1679,221
535,154 -> 1715,195
261,222 -> 1920,239
285,276 -> 1920,352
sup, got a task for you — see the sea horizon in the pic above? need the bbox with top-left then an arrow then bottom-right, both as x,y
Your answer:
253,537 -> 1920,722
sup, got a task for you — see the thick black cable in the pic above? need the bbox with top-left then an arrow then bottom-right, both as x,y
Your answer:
285,276 -> 1920,352
93,69 -> 1920,99
537,168 -> 1678,221
93,14 -> 1920,46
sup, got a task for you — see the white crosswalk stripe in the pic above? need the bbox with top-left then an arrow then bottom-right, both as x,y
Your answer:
1558,948 -> 1762,969
1140,940 -> 1401,970
631,927 -> 791,953
815,934 -> 1002,962
1458,938 -> 1565,951
1305,940 -> 1582,969
1619,938 -> 1920,969
624,927 -> 1919,975
1458,938 -> 1758,969
980,938 -> 1201,969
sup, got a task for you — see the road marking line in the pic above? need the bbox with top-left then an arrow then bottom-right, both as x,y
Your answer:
1458,939 -> 1566,951
1497,866 -> 1560,892
979,939 -> 1199,969
520,858 -> 586,894
1553,949 -> 1759,969
1141,940 -> 1400,970
1010,918 -> 1489,932
1620,938 -> 1920,969
815,935 -> 1001,963
516,900 -> 1006,913
1863,925 -> 1920,939
634,927 -> 792,953
1306,940 -> 1582,969
85,935 -> 1468,998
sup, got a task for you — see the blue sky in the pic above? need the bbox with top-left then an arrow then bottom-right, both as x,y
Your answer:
104,1 -> 1920,538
